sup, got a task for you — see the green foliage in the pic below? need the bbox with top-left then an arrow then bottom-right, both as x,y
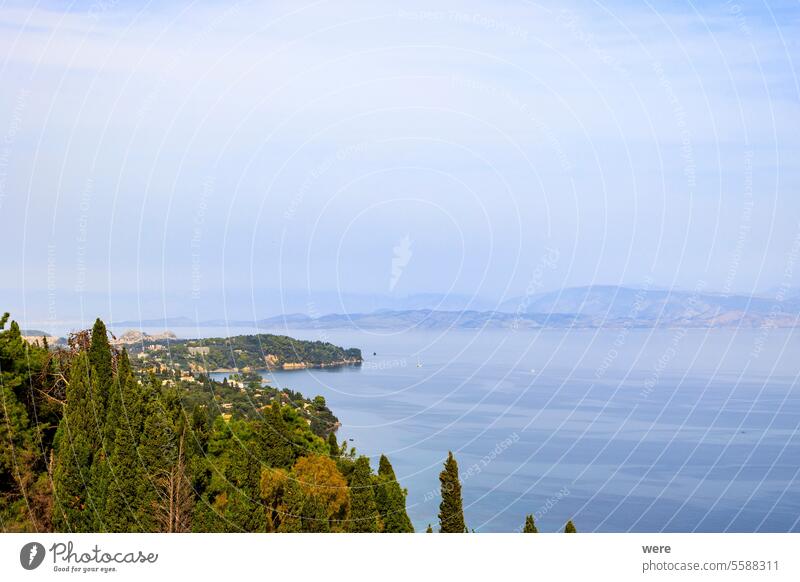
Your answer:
374,454 -> 413,532
87,319 -> 116,530
292,454 -> 349,530
258,402 -> 295,469
565,519 -> 577,533
89,320 -> 113,381
103,357 -> 147,532
128,333 -> 361,372
523,514 -> 538,533
222,423 -> 264,532
327,432 -> 339,458
0,315 -> 50,531
2,314 -> 422,534
104,424 -> 144,532
426,523 -> 433,533
52,354 -> 99,532
347,457 -> 379,532
438,451 -> 466,533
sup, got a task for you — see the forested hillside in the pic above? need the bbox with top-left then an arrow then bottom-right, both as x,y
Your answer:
0,314 -> 411,533
125,333 -> 362,373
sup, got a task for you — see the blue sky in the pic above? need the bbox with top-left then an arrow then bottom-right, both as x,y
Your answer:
1,0 -> 799,326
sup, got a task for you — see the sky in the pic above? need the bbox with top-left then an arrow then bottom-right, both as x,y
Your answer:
1,0 -> 799,327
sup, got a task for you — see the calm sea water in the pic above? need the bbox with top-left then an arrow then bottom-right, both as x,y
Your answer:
180,326 -> 798,532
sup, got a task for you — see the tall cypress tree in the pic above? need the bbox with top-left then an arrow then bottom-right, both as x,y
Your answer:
564,519 -> 577,533
104,357 -> 146,532
437,451 -> 466,533
301,493 -> 330,533
374,454 -> 413,532
88,318 -> 113,425
275,479 -> 304,533
327,432 -> 339,458
87,319 -> 114,530
222,420 -> 264,532
347,456 -> 379,532
258,402 -> 294,469
523,514 -> 538,533
138,399 -> 178,532
52,354 -> 98,532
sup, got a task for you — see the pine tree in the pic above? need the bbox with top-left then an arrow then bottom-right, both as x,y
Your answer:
347,456 -> 379,532
523,514 -> 538,533
258,402 -> 294,469
374,454 -> 413,532
426,523 -> 433,533
565,519 -> 577,533
438,451 -> 466,533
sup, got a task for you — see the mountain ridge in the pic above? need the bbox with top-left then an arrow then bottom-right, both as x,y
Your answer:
107,286 -> 800,331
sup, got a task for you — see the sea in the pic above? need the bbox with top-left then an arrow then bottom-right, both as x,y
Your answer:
126,325 -> 800,533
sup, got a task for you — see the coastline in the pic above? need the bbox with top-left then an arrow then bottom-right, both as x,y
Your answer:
209,358 -> 362,374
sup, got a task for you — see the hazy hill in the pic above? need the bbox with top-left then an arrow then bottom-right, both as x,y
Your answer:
499,285 -> 800,327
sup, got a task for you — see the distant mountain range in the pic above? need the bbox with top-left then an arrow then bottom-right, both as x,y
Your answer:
109,286 -> 800,331
498,285 -> 800,327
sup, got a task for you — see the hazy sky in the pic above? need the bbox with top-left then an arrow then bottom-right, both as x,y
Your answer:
1,0 -> 799,325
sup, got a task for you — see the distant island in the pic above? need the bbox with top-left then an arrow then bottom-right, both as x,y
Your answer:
107,285 -> 800,332
114,330 -> 362,373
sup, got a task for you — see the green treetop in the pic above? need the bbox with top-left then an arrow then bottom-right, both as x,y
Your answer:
347,456 -> 380,532
52,354 -> 99,532
259,402 -> 295,469
374,454 -> 413,532
437,451 -> 466,533
523,514 -> 538,533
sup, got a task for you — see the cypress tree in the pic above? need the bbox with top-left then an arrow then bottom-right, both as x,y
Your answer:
186,404 -> 211,494
301,493 -> 330,533
52,354 -> 99,532
437,451 -> 466,533
104,423 -> 143,531
523,514 -> 538,533
258,402 -> 294,469
275,479 -> 304,533
374,454 -> 413,532
223,422 -> 264,532
104,361 -> 146,532
347,456 -> 379,532
138,400 -> 178,531
87,319 -> 114,530
565,519 -> 577,533
88,318 -> 113,423
327,432 -> 339,458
